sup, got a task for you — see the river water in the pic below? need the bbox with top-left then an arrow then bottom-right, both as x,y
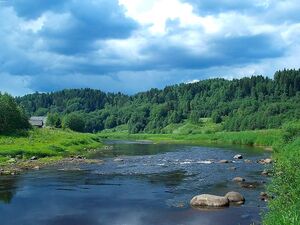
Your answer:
0,141 -> 271,225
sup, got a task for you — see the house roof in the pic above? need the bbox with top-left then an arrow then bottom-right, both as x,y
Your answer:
29,120 -> 43,126
29,116 -> 47,127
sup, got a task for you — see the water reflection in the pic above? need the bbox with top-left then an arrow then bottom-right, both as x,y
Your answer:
0,176 -> 19,203
0,142 -> 270,225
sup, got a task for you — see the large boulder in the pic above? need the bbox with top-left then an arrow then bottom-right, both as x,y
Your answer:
190,194 -> 229,207
225,191 -> 245,205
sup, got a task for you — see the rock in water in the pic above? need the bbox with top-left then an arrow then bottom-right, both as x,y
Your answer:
260,192 -> 273,201
239,181 -> 258,189
232,177 -> 245,182
114,158 -> 124,162
233,154 -> 243,159
190,194 -> 229,207
219,159 -> 230,163
225,191 -> 245,204
264,158 -> 272,164
261,169 -> 271,176
258,158 -> 273,164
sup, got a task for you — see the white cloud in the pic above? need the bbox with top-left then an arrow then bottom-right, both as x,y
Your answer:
119,0 -> 220,35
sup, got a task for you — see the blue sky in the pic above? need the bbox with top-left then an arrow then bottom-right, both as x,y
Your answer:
1,0 -> 300,96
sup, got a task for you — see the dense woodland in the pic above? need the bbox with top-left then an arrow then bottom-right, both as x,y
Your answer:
16,69 -> 300,133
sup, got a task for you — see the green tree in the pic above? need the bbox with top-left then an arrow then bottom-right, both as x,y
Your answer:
46,113 -> 62,128
104,115 -> 117,129
62,113 -> 85,132
0,93 -> 30,133
211,111 -> 222,123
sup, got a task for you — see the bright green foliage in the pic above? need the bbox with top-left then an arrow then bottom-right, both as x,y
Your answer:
189,110 -> 203,124
263,121 -> 300,225
0,93 -> 30,134
62,113 -> 85,132
0,128 -> 103,160
46,113 -> 62,128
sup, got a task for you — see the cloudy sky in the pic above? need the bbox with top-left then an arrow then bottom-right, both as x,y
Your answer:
1,0 -> 300,96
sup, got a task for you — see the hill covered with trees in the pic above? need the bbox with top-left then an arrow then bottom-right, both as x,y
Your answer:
16,69 -> 300,133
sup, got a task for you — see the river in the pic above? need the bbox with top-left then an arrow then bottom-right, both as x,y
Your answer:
0,140 -> 271,225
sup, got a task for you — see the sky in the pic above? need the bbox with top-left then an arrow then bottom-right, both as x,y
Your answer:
0,0 -> 300,96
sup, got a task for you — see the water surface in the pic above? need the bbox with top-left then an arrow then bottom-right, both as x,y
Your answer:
0,141 -> 271,225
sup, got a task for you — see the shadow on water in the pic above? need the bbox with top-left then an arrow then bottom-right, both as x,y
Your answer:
146,170 -> 188,187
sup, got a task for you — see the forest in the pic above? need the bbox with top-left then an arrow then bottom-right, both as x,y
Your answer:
16,69 -> 300,133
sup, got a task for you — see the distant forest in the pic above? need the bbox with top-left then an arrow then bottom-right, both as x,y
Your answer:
16,69 -> 300,133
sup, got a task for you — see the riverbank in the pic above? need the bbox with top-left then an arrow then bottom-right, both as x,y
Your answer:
0,128 -> 279,173
98,129 -> 281,149
262,122 -> 300,225
0,128 -> 104,173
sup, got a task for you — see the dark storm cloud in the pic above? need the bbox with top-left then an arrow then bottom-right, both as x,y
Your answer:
140,34 -> 284,70
38,0 -> 138,54
1,0 -> 299,96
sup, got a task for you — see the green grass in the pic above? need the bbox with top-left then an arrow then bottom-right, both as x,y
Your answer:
98,129 -> 281,148
263,122 -> 300,225
99,119 -> 280,147
0,128 -> 103,164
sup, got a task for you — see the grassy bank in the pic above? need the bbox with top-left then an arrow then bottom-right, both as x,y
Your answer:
263,122 -> 300,225
98,129 -> 281,148
0,128 -> 103,166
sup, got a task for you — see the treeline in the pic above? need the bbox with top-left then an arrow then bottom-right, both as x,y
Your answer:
16,69 -> 300,133
0,93 -> 30,134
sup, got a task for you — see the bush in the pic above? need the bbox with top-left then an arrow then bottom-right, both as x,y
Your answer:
46,113 -> 62,128
62,113 -> 85,132
282,120 -> 300,143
